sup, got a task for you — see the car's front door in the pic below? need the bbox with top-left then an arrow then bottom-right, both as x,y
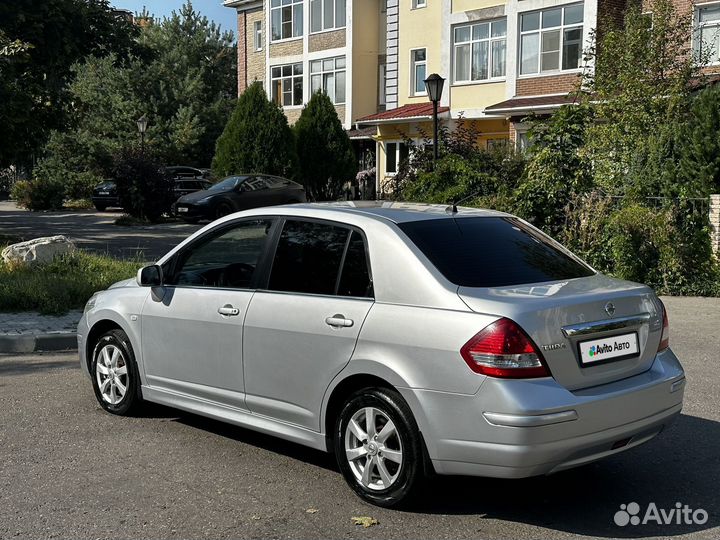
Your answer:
243,219 -> 374,430
140,218 -> 276,409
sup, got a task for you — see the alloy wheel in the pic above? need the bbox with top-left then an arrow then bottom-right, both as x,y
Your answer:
95,344 -> 129,405
344,407 -> 403,491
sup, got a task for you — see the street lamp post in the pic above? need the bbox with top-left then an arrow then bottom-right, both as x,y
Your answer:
136,115 -> 148,153
424,73 -> 445,163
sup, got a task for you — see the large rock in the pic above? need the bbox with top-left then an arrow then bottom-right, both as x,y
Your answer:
1,235 -> 76,265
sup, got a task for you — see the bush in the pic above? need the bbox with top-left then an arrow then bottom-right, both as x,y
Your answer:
513,104 -> 594,236
0,251 -> 140,315
212,82 -> 297,178
562,196 -> 720,296
401,154 -> 499,204
294,92 -> 356,201
112,147 -> 172,222
11,179 -> 66,211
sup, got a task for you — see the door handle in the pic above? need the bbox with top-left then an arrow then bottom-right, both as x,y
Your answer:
325,314 -> 354,328
218,304 -> 240,316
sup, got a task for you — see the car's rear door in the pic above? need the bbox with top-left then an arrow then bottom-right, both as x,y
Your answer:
140,218 -> 276,408
243,218 -> 374,430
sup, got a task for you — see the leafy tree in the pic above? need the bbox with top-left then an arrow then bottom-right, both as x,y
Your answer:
677,84 -> 720,196
513,103 -> 594,235
213,82 -> 297,178
112,146 -> 174,222
294,92 -> 356,201
137,2 -> 236,166
0,0 -> 139,169
31,1 -> 237,200
32,55 -> 144,198
581,0 -> 703,192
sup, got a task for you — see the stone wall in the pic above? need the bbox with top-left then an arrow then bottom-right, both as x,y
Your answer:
711,194 -> 720,257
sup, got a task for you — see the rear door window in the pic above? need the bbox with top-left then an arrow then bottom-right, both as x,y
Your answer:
268,220 -> 350,295
398,217 -> 594,287
337,231 -> 373,298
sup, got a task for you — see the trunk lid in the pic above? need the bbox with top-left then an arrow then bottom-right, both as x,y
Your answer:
458,274 -> 664,391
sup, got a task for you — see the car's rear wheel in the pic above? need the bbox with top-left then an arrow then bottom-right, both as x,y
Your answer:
91,329 -> 142,415
94,203 -> 107,211
334,387 -> 425,508
216,202 -> 233,219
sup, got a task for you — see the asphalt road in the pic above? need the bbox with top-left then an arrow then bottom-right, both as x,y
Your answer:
1,296 -> 719,539
0,201 -> 201,260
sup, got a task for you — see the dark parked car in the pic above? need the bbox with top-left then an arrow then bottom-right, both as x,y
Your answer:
173,178 -> 212,199
91,167 -> 212,212
91,181 -> 120,211
173,174 -> 306,222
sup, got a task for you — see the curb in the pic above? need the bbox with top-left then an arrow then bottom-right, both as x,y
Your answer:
0,332 -> 78,354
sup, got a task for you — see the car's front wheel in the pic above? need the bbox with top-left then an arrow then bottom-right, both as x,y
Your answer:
334,387 -> 425,507
91,329 -> 142,415
94,203 -> 107,211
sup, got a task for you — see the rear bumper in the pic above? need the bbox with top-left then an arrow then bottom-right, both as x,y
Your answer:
172,203 -> 210,220
401,349 -> 684,478
91,195 -> 120,206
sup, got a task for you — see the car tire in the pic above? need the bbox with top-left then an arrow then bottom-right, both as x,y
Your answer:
94,204 -> 107,212
334,387 -> 425,508
90,329 -> 142,416
216,203 -> 233,219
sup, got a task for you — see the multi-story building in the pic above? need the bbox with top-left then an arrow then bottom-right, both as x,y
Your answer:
357,0 -> 601,189
226,0 -> 720,193
225,0 -> 386,130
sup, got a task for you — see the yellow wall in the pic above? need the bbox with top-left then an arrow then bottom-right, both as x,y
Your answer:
450,82 -> 506,113
374,118 -> 510,193
452,0 -> 506,13
397,0 -> 442,107
352,0 -> 381,122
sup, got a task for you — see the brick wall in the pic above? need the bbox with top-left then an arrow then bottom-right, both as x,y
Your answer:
247,10 -> 265,87
516,73 -> 581,96
711,194 -> 720,257
309,29 -> 346,52
269,39 -> 303,58
283,108 -> 302,125
237,11 -> 247,96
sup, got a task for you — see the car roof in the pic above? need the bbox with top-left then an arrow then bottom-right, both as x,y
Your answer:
278,201 -> 511,224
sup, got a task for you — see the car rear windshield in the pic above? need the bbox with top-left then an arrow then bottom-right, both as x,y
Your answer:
398,217 -> 594,288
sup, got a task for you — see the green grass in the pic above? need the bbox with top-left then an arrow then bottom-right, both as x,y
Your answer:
0,251 -> 141,315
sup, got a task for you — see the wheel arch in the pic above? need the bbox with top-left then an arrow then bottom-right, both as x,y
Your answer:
84,314 -> 136,374
321,361 -> 431,456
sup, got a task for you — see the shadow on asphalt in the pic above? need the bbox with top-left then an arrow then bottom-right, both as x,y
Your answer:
177,413 -> 337,472
0,357 -> 79,375
173,411 -> 718,538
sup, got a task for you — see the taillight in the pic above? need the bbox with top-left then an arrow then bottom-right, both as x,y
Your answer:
658,302 -> 670,351
460,318 -> 551,378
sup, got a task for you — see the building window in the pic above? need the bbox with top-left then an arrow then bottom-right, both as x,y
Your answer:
412,0 -> 427,8
410,48 -> 427,96
696,5 -> 720,64
271,63 -> 303,107
310,56 -> 346,104
311,0 -> 346,32
454,19 -> 506,82
516,131 -> 530,152
253,21 -> 263,51
519,3 -> 583,75
385,141 -> 409,174
270,0 -> 303,41
379,64 -> 387,106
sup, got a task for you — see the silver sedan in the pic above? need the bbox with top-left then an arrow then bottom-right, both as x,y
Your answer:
78,202 -> 685,507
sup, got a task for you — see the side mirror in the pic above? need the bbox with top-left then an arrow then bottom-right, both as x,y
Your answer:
137,264 -> 163,287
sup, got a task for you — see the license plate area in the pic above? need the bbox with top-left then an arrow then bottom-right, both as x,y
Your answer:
578,332 -> 640,367
177,207 -> 189,213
